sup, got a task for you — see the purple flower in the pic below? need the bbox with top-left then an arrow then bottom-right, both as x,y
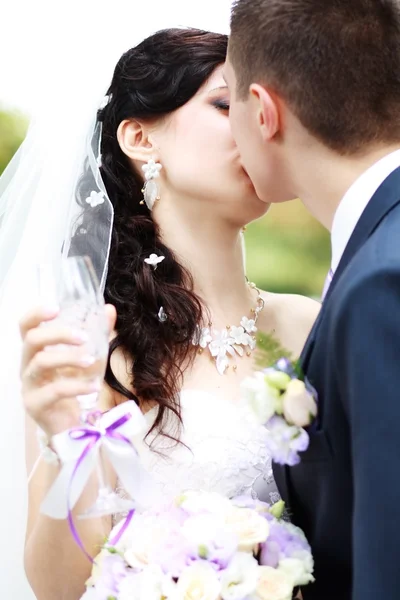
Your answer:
193,529 -> 238,571
93,554 -> 128,599
151,529 -> 192,578
182,514 -> 238,571
264,415 -> 309,466
259,539 -> 282,568
260,521 -> 311,567
274,358 -> 297,378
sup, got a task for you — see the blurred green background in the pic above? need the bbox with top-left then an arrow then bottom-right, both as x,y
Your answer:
0,108 -> 331,297
0,108 -> 28,174
245,203 -> 330,297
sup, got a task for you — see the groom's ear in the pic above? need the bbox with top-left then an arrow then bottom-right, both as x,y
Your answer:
117,119 -> 158,163
249,84 -> 281,142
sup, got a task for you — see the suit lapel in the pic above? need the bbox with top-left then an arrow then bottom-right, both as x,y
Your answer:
326,166 -> 400,300
274,166 -> 400,511
300,310 -> 322,371
301,166 -> 400,370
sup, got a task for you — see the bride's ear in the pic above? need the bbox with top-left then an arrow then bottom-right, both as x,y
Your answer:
117,119 -> 157,163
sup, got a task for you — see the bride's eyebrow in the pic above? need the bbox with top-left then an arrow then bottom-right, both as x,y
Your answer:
208,86 -> 229,94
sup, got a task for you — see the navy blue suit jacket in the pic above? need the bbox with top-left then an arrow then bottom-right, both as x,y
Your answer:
274,167 -> 400,599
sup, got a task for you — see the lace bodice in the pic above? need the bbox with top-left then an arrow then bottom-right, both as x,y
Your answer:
115,390 -> 279,518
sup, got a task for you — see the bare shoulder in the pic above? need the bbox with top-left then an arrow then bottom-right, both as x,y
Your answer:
258,291 -> 321,358
265,291 -> 320,325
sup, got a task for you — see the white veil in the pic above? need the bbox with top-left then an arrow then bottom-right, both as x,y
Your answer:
0,2 -> 231,597
0,31 -> 126,600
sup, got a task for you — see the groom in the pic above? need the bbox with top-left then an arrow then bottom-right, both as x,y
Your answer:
226,0 -> 400,598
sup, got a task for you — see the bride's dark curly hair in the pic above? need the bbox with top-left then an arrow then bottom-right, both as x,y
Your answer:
73,28 -> 228,437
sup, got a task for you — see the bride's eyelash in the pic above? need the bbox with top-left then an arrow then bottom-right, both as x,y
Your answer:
213,99 -> 230,111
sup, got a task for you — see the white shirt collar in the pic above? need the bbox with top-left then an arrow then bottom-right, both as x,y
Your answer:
331,148 -> 400,272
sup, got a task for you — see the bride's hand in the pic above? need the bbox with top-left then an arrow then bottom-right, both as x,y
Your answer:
19,305 -> 116,437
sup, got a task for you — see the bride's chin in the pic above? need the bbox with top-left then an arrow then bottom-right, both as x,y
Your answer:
240,174 -> 271,208
239,199 -> 270,224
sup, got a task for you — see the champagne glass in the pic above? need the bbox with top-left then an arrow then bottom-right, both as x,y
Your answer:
37,256 -> 135,518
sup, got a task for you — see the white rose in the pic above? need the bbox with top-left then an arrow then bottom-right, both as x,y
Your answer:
220,553 -> 259,600
173,562 -> 221,600
118,573 -> 142,600
124,546 -> 150,569
250,566 -> 293,600
119,566 -> 176,600
278,557 -> 315,587
225,507 -> 269,551
124,516 -> 172,568
240,372 -> 278,425
178,490 -> 232,516
182,514 -> 227,550
141,566 -> 176,600
282,380 -> 317,428
287,547 -> 314,579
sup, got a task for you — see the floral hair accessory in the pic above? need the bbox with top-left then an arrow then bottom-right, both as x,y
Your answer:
144,253 -> 165,269
85,190 -> 105,208
158,307 -> 168,323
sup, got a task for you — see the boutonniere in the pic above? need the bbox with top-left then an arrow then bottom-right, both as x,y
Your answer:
240,334 -> 318,466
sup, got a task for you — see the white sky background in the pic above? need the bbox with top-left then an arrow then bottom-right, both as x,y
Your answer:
0,0 -> 232,117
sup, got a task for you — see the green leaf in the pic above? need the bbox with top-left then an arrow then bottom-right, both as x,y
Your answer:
198,544 -> 208,559
0,109 -> 28,176
269,499 -> 285,519
293,359 -> 304,379
255,331 -> 293,369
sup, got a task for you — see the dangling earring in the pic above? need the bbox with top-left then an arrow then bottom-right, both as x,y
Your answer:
140,158 -> 162,210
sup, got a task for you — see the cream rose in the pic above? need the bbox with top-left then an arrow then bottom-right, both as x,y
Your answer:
173,562 -> 221,600
225,507 -> 269,552
124,516 -> 171,569
282,380 -> 317,427
119,566 -> 176,600
251,566 -> 293,600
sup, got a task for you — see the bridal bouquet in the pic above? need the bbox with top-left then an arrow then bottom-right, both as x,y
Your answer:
81,491 -> 314,600
240,354 -> 318,466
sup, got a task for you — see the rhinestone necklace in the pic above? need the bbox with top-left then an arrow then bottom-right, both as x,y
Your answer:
193,281 -> 265,375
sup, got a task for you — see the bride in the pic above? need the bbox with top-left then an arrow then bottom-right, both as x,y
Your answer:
1,28 -> 319,600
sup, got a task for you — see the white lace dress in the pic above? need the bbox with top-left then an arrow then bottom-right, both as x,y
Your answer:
116,389 -> 280,516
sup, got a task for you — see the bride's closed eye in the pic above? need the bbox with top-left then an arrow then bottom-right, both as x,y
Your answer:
213,99 -> 230,112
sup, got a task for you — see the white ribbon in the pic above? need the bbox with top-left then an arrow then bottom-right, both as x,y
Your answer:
40,401 -> 159,519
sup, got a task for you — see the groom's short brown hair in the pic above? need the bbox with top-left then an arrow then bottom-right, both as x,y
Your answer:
229,0 -> 400,153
